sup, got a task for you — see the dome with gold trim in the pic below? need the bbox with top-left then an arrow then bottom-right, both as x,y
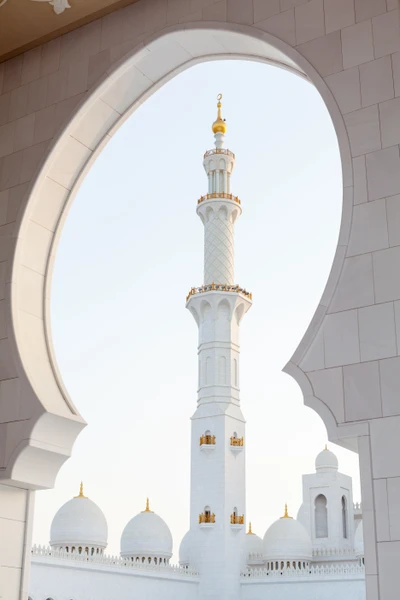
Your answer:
245,522 -> 263,566
263,505 -> 312,564
212,94 -> 227,135
120,499 -> 173,563
50,483 -> 108,554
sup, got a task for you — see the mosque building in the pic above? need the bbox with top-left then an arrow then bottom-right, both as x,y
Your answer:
29,97 -> 366,600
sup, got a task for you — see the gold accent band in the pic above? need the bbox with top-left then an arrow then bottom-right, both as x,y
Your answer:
186,284 -> 252,303
198,192 -> 240,205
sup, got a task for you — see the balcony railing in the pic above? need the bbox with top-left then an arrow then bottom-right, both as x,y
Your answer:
199,512 -> 215,524
230,514 -> 244,525
198,192 -> 241,205
31,545 -> 198,577
230,437 -> 244,446
200,434 -> 216,446
204,148 -> 235,159
186,284 -> 252,303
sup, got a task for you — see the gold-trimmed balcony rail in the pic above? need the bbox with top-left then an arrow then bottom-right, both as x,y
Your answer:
230,436 -> 244,447
198,192 -> 241,205
204,148 -> 235,160
199,512 -> 216,524
200,434 -> 216,445
230,514 -> 245,525
186,284 -> 252,303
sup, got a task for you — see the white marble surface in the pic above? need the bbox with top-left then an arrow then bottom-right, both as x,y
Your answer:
0,1 -> 399,598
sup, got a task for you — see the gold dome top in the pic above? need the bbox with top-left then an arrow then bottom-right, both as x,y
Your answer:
281,504 -> 293,519
141,497 -> 154,513
212,93 -> 227,135
74,481 -> 87,499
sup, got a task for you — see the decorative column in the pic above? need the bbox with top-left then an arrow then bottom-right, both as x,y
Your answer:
186,95 -> 252,600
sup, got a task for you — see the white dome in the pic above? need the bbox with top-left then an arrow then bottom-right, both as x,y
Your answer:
50,487 -> 108,550
315,446 -> 338,472
245,524 -> 263,563
263,511 -> 312,561
179,530 -> 192,566
355,521 -> 364,558
121,501 -> 173,559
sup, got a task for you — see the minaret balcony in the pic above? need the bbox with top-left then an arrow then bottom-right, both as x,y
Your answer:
199,512 -> 215,528
200,434 -> 216,454
204,148 -> 235,160
230,436 -> 244,455
186,284 -> 252,303
198,192 -> 241,205
230,514 -> 245,529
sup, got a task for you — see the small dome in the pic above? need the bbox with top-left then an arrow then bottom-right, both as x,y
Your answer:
120,499 -> 173,560
355,521 -> 364,558
315,446 -> 338,472
245,523 -> 263,562
50,484 -> 108,550
179,530 -> 192,566
263,507 -> 312,562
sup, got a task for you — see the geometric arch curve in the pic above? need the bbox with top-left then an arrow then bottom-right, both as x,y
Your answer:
5,22 -> 353,488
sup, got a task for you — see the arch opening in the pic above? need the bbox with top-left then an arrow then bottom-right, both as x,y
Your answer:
3,22 -> 361,581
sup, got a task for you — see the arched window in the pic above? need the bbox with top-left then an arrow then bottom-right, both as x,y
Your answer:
342,496 -> 348,538
315,494 -> 328,538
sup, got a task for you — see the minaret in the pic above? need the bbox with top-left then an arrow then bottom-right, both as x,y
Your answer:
186,95 -> 252,600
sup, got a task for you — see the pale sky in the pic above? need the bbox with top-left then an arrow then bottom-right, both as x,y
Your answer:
33,59 -> 361,559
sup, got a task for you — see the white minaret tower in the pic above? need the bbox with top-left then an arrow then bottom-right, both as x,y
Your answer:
186,95 -> 252,600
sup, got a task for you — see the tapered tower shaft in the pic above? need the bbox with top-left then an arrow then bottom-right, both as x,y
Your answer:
186,96 -> 252,600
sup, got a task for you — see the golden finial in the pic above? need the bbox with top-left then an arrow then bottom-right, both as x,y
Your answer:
281,504 -> 292,519
247,521 -> 254,535
212,93 -> 227,135
324,444 -> 328,451
142,497 -> 153,513
74,482 -> 87,499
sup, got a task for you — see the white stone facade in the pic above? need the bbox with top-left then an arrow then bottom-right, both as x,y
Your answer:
0,1 -> 400,599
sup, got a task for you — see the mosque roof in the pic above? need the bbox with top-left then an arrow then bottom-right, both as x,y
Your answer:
245,522 -> 263,557
263,506 -> 312,561
50,483 -> 108,549
120,499 -> 173,559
